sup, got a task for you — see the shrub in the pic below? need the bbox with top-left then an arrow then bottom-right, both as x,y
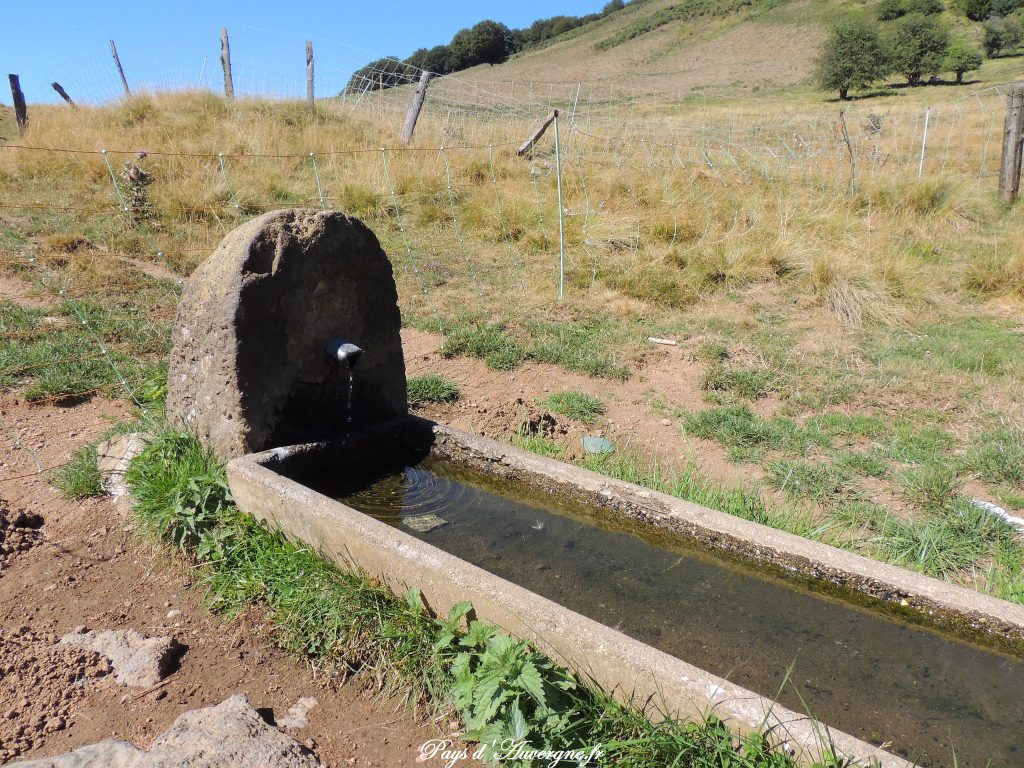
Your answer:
880,0 -> 943,18
889,14 -> 950,85
983,14 -> 1024,57
816,18 -> 891,100
955,0 -> 991,19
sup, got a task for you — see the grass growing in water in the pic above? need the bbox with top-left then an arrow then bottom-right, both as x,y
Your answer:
539,391 -> 605,424
407,374 -> 461,406
123,430 -> 844,767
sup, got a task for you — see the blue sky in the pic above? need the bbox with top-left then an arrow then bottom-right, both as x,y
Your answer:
2,1 -> 605,104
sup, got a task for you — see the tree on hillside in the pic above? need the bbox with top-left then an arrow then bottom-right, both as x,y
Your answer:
889,14 -> 950,84
984,15 -> 1024,56
879,0 -> 943,19
954,0 -> 991,19
405,45 -> 455,75
449,21 -> 515,69
944,42 -> 984,82
344,57 -> 417,93
816,18 -> 891,100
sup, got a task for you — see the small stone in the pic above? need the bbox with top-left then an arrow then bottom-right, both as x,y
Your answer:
61,628 -> 181,687
582,436 -> 615,455
95,432 -> 150,499
660,419 -> 672,426
166,609 -> 182,619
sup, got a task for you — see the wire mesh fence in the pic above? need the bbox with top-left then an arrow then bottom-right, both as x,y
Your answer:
2,28 -> 1021,476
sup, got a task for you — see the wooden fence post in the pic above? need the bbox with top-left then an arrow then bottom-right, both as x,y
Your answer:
516,109 -> 558,157
8,75 -> 27,134
220,28 -> 234,99
306,40 -> 314,112
400,71 -> 432,145
51,82 -> 76,108
998,82 -> 1024,204
110,40 -> 131,98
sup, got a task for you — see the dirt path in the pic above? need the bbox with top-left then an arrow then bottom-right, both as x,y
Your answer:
0,394 -> 456,767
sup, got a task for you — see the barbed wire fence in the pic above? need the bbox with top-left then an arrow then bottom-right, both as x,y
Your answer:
2,29 -> 1023,484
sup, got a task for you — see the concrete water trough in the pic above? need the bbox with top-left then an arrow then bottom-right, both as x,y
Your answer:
168,209 -> 1024,768
226,416 -> 1024,768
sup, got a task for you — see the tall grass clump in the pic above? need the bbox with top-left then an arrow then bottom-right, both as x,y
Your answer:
123,430 -> 844,766
539,391 -> 605,423
52,443 -> 103,499
407,374 -> 461,406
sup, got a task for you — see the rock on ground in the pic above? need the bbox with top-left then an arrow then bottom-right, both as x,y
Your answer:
11,694 -> 322,768
166,209 -> 408,459
95,433 -> 149,499
60,629 -> 180,688
276,696 -> 318,730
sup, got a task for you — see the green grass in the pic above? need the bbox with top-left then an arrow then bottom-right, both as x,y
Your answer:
993,488 -> 1024,511
869,318 -> 1024,377
52,443 -> 103,499
436,317 -> 631,380
880,424 -> 955,465
539,390 -> 605,424
961,430 -> 1024,486
681,405 -> 815,462
0,299 -> 170,402
407,374 -> 461,406
804,413 -> 888,440
512,425 -> 567,458
442,322 -> 526,371
833,449 -> 889,478
895,464 -> 963,512
701,364 -> 780,400
765,460 -> 860,504
123,430 -> 841,767
593,0 -> 780,51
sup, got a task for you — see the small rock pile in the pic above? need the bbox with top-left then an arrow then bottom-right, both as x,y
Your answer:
0,503 -> 43,576
12,694 -> 322,768
0,626 -> 111,763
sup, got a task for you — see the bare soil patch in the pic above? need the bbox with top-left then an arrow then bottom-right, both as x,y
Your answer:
0,394 -> 465,767
403,328 -> 755,486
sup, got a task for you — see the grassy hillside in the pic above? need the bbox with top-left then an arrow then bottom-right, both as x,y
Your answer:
445,0 -> 1024,102
1,86 -> 1023,607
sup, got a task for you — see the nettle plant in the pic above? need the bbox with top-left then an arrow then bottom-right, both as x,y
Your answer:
423,595 -> 580,765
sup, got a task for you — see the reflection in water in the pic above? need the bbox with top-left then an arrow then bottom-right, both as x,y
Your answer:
308,457 -> 1024,768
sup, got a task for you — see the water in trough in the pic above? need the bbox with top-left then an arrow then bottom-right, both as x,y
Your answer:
304,455 -> 1024,768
